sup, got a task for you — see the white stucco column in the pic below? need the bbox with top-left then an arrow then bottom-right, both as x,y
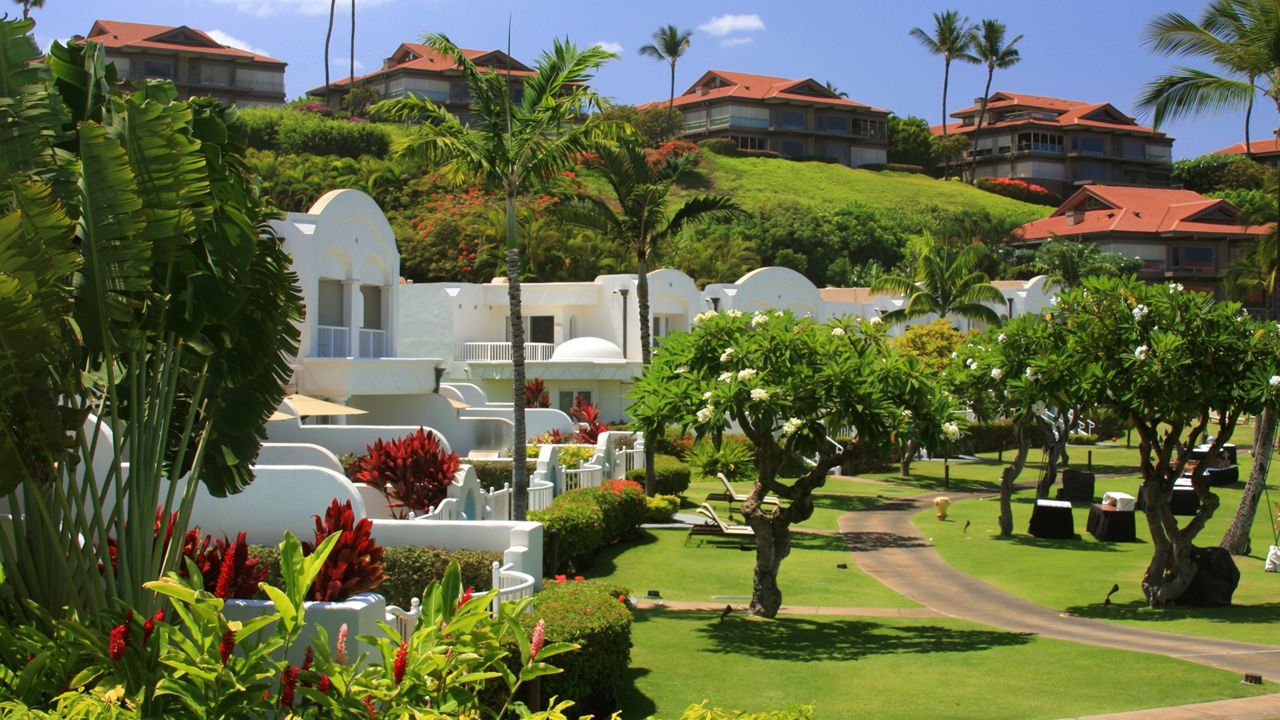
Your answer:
344,279 -> 363,358
333,396 -> 351,426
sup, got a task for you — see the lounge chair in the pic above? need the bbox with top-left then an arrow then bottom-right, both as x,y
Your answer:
685,503 -> 755,546
703,473 -> 780,519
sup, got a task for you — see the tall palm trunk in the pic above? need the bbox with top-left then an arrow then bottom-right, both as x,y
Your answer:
1244,76 -> 1255,157
971,70 -> 994,184
350,0 -> 356,85
941,56 -> 951,138
324,0 -> 336,104
667,60 -> 676,111
998,425 -> 1031,536
636,251 -> 656,494
506,187 -> 529,520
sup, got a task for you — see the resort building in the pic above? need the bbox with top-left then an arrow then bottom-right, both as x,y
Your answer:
930,92 -> 1174,197
1213,138 -> 1280,169
85,20 -> 286,105
646,70 -> 890,167
311,42 -> 530,121
1010,185 -> 1270,301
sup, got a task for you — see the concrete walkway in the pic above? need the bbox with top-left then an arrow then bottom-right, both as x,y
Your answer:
1066,693 -> 1280,719
837,494 -> 1280,683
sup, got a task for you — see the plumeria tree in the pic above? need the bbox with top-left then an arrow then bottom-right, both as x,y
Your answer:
628,310 -> 953,617
1049,276 -> 1280,606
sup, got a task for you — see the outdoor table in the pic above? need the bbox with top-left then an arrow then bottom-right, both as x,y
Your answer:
1028,499 -> 1075,539
1086,503 -> 1136,542
1202,465 -> 1239,486
1191,443 -> 1237,466
1171,478 -> 1200,516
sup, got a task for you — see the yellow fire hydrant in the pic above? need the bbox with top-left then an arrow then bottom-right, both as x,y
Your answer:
933,496 -> 951,520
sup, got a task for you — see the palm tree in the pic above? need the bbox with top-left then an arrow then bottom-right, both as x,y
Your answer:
12,0 -> 43,18
1139,0 -> 1280,556
638,25 -> 693,111
1031,238 -> 1127,290
967,19 -> 1023,181
350,0 -> 356,85
324,0 -> 336,102
823,80 -> 849,99
871,236 -> 1005,327
908,10 -> 976,139
374,34 -> 616,520
555,136 -> 743,493
1224,233 -> 1276,308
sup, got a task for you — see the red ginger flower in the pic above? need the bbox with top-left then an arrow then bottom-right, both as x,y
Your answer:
219,628 -> 235,666
393,640 -> 408,685
457,586 -> 474,610
335,623 -> 349,665
108,624 -> 127,662
529,619 -> 546,661
280,664 -> 299,708
317,674 -> 331,695
302,645 -> 313,671
363,696 -> 378,716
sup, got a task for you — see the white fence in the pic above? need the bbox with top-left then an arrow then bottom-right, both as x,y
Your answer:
489,561 -> 536,614
316,325 -> 349,358
359,329 -> 388,358
461,342 -> 555,362
612,446 -> 643,478
562,464 -> 604,492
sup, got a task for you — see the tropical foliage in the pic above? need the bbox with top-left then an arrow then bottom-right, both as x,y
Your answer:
639,24 -> 694,112
870,235 -> 1005,326
908,9 -> 975,144
348,428 -> 462,517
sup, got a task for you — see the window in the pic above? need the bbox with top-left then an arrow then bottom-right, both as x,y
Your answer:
653,314 -> 683,338
780,139 -> 805,157
1121,139 -> 1145,159
710,104 -> 768,129
1072,162 -> 1107,181
777,109 -> 806,130
317,279 -> 344,327
141,59 -> 175,79
361,286 -> 383,330
529,315 -> 555,344
1170,245 -> 1215,273
730,135 -> 768,151
1070,136 -> 1105,155
1017,132 -> 1063,153
558,391 -> 592,414
852,118 -> 886,139
823,141 -> 850,164
1146,144 -> 1172,163
822,114 -> 850,133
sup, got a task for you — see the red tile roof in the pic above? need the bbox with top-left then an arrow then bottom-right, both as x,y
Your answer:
319,42 -> 532,93
87,20 -> 285,66
642,70 -> 886,113
1012,185 -> 1267,241
1214,138 -> 1280,156
928,91 -> 1165,138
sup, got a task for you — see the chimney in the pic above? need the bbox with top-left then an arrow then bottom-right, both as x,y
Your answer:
696,85 -> 707,97
1066,209 -> 1085,226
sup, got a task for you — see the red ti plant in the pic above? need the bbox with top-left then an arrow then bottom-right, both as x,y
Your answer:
570,395 -> 608,444
524,378 -> 550,408
350,427 -> 461,516
303,499 -> 386,602
189,531 -> 268,600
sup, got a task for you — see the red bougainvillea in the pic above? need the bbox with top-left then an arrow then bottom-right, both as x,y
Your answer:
645,139 -> 700,167
303,500 -> 386,602
975,177 -> 1059,206
349,427 -> 462,516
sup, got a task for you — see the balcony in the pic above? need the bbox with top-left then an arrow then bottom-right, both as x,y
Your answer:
463,342 -> 556,362
316,325 -> 350,358
359,329 -> 388,359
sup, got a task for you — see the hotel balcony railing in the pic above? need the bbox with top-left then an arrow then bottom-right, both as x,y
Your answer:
359,329 -> 388,359
316,325 -> 350,358
462,342 -> 556,362
386,87 -> 451,103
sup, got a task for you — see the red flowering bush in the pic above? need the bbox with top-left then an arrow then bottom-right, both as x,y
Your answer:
569,396 -> 608,444
524,377 -> 550,408
529,427 -> 567,445
645,139 -> 700,167
104,510 -> 265,599
976,177 -> 1059,206
350,427 -> 462,516
303,499 -> 386,602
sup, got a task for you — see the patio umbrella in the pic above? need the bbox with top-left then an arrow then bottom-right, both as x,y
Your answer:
267,410 -> 295,422
447,398 -> 470,410
284,394 -> 368,418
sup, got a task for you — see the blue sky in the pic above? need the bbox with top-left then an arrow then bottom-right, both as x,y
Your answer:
37,0 -> 1259,158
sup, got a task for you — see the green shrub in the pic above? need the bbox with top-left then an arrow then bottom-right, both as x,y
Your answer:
626,455 -> 691,495
469,460 -> 537,491
645,494 -> 680,523
697,138 -> 739,156
274,111 -> 391,159
521,579 -> 632,717
588,480 -> 648,541
955,419 -> 1019,455
1068,433 -> 1098,445
836,438 -> 898,475
238,106 -> 286,151
674,702 -> 816,719
556,445 -> 596,468
530,499 -> 606,574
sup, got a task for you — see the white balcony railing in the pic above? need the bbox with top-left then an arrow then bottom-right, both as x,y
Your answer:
561,463 -> 604,492
359,329 -> 388,358
316,325 -> 349,358
462,342 -> 555,362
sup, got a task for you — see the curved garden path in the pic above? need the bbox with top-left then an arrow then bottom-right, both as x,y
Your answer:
836,491 -> 1280,683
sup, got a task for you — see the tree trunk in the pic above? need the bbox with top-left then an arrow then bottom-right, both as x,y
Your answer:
746,514 -> 791,618
970,71 -> 993,184
941,57 -> 950,139
1036,416 -> 1066,499
636,252 -> 657,495
668,60 -> 676,112
998,426 -> 1030,537
506,188 -> 529,521
324,0 -> 336,104
899,439 -> 915,477
349,0 -> 356,85
1221,409 -> 1274,555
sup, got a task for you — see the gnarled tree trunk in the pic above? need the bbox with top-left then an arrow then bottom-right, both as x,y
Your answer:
998,424 -> 1030,537
1221,409 -> 1275,555
899,439 -> 915,477
745,512 -> 793,618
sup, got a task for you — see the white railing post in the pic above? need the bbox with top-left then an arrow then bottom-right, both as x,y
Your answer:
490,561 -> 501,615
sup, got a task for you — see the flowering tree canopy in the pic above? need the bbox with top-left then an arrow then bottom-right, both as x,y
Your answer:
628,310 -> 954,616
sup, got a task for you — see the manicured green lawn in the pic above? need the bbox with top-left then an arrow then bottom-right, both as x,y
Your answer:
911,446 -> 1280,645
585,529 -> 916,608
619,610 -> 1270,720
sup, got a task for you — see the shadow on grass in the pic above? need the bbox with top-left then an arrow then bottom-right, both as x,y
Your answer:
881,473 -> 1000,493
1001,534 -> 1130,552
1064,600 -> 1280,626
587,530 -> 662,576
616,666 -> 658,720
633,610 -> 1033,662
811,494 -> 882,514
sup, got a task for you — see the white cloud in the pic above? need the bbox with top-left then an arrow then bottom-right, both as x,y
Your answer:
594,41 -> 624,55
721,36 -> 755,47
207,29 -> 272,58
210,0 -> 396,18
698,13 -> 765,37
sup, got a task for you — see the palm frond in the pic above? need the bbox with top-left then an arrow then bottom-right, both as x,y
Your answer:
1137,67 -> 1252,126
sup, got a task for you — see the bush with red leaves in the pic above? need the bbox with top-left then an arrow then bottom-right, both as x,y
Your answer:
569,396 -> 609,444
104,510 -> 265,599
524,378 -> 550,408
645,139 -> 700,167
975,177 -> 1059,206
303,499 -> 386,602
350,427 -> 461,516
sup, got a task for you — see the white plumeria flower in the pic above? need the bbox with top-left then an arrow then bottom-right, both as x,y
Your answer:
1132,304 -> 1148,321
966,358 -> 979,370
694,310 -> 717,322
1168,282 -> 1184,293
703,391 -> 714,400
720,347 -> 735,362
1032,401 -> 1047,415
869,316 -> 883,325
750,388 -> 770,401
950,352 -> 958,359
1024,367 -> 1037,381
997,333 -> 1006,343
718,371 -> 734,382
726,309 -> 743,318
674,365 -> 689,375
1134,345 -> 1149,361
901,409 -> 913,419
1271,376 -> 1280,388
781,417 -> 803,436
990,367 -> 1003,380
831,327 -> 846,336
1050,296 -> 1060,306
696,406 -> 715,423
737,368 -> 757,381
774,310 -> 784,317
942,422 -> 961,441
751,312 -> 769,326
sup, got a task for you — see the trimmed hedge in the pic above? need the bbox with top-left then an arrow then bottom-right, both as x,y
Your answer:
1069,433 -> 1098,446
247,545 -> 500,608
644,494 -> 680,523
470,460 -> 538,491
521,579 -> 632,717
237,107 -> 391,159
625,455 -> 691,495
530,500 -> 605,574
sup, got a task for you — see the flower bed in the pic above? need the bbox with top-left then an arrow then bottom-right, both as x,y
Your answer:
975,177 -> 1059,206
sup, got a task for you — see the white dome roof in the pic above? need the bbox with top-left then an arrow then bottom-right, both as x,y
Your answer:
552,336 -> 625,361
